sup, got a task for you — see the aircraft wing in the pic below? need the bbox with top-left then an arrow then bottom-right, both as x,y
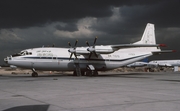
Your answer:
74,44 -> 168,56
158,63 -> 172,67
111,44 -> 165,49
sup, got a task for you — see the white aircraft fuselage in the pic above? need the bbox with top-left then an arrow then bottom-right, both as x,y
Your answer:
6,47 -> 153,71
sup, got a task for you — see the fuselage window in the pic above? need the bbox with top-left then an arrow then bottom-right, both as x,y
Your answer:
24,51 -> 32,55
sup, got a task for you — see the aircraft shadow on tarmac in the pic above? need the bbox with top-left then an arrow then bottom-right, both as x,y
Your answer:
3,104 -> 49,111
158,79 -> 180,82
97,73 -> 151,78
0,73 -> 153,79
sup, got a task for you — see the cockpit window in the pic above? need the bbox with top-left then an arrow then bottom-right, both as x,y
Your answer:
20,51 -> 32,55
12,51 -> 32,57
20,51 -> 25,55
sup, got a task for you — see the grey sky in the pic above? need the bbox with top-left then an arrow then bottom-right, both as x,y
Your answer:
0,0 -> 180,65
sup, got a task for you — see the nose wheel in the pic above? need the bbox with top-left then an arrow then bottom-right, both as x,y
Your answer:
32,72 -> 38,77
31,68 -> 38,77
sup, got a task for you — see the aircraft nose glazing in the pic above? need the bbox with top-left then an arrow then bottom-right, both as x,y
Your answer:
4,56 -> 12,64
4,57 -> 8,63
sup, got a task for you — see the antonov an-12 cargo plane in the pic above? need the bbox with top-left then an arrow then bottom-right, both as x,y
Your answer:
4,23 -> 173,77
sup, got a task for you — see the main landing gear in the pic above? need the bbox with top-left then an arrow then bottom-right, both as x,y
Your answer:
73,64 -> 99,77
73,70 -> 98,77
31,68 -> 38,77
85,70 -> 98,77
86,65 -> 98,76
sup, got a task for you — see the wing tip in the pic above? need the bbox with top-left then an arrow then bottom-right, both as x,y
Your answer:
159,44 -> 167,47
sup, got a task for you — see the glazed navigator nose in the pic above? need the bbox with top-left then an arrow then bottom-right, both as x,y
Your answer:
4,57 -> 8,64
4,56 -> 12,64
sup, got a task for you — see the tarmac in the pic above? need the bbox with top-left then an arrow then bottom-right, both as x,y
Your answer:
1,72 -> 180,111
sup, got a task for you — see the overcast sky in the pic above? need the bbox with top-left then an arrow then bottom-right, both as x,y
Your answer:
0,0 -> 180,65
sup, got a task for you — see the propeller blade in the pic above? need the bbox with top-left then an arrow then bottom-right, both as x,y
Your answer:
69,53 -> 73,60
88,53 -> 92,60
68,42 -> 71,47
86,41 -> 90,46
93,36 -> 98,45
86,37 -> 98,59
74,40 -> 78,46
74,53 -> 77,59
93,51 -> 98,58
68,40 -> 79,60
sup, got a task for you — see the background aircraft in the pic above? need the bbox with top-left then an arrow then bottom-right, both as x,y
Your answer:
148,60 -> 180,72
4,23 -> 173,77
126,58 -> 179,72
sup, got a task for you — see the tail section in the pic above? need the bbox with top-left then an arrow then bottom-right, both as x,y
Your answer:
134,23 -> 156,44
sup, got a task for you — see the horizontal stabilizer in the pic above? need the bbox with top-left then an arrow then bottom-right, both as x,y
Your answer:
152,50 -> 176,55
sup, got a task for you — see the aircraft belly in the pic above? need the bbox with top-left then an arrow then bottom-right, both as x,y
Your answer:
32,60 -> 74,71
79,63 -> 106,70
8,60 -> 31,68
105,61 -> 124,70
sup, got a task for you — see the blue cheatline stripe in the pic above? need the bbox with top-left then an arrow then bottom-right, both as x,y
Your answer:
23,54 -> 150,62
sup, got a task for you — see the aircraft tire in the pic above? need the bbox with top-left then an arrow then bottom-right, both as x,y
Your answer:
73,71 -> 82,76
81,71 -> 85,76
85,71 -> 92,76
149,68 -> 154,72
32,72 -> 38,77
93,71 -> 98,76
73,71 -> 77,76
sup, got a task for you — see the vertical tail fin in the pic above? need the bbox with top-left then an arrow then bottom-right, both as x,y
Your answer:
134,23 -> 156,44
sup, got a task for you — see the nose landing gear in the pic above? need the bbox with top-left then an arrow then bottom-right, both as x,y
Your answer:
31,68 -> 38,77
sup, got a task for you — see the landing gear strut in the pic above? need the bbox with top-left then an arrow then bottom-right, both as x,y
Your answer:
31,68 -> 38,77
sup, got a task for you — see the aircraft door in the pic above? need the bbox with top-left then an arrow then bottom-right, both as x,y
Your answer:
52,55 -> 59,64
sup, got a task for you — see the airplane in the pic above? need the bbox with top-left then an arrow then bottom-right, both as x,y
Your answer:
126,59 -> 179,72
4,23 -> 174,77
148,60 -> 180,72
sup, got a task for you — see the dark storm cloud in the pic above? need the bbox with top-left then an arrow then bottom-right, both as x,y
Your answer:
0,0 -> 180,65
55,23 -> 78,32
0,0 -> 168,29
89,0 -> 180,39
120,0 -> 180,27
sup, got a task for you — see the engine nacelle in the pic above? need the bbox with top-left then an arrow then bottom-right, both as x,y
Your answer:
94,46 -> 114,54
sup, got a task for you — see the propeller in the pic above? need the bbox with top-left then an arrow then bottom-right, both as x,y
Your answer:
86,37 -> 98,59
68,40 -> 78,60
